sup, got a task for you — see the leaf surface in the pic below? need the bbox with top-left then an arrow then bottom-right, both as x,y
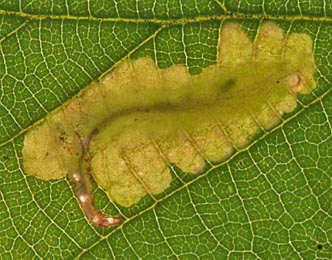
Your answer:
1,1 -> 332,259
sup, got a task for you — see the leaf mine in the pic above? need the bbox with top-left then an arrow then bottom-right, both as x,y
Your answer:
22,22 -> 316,227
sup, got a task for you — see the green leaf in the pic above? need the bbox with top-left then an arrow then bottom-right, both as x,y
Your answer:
1,1 -> 331,259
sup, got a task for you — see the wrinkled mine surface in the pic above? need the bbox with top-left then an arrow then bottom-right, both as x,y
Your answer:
23,23 -> 316,226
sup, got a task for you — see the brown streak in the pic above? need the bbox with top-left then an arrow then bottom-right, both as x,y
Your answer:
69,131 -> 124,227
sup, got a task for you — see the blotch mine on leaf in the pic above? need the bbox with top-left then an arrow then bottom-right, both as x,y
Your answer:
22,22 -> 316,226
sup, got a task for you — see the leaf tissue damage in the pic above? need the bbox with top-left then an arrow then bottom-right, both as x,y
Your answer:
22,23 -> 316,227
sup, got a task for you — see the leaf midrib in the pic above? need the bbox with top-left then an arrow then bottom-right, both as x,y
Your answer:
1,9 -> 332,24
